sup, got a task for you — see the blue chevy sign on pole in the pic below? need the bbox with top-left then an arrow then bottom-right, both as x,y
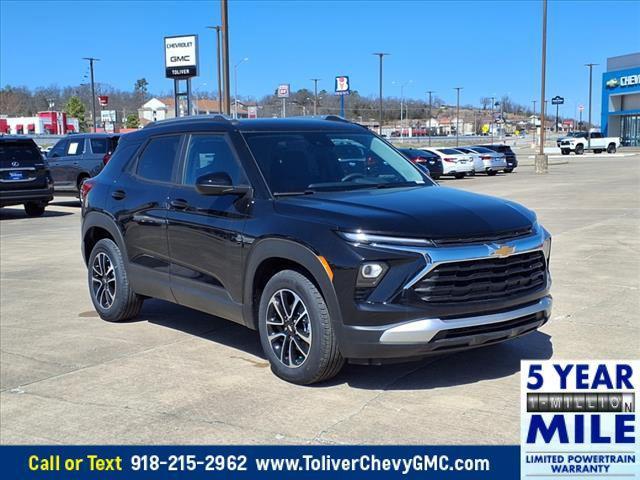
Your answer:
335,75 -> 350,118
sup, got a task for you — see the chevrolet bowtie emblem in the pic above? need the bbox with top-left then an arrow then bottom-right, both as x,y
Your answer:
491,245 -> 515,258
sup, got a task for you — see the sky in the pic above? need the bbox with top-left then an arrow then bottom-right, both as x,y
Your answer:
1,0 -> 640,121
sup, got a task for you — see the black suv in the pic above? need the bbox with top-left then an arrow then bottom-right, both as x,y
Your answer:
479,144 -> 518,173
1,137 -> 54,216
81,116 -> 552,384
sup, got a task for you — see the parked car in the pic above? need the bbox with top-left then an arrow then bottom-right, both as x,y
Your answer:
478,144 -> 518,173
0,137 -> 54,216
422,147 -> 474,179
81,116 -> 552,385
456,146 -> 507,176
557,130 -> 620,155
47,133 -> 119,196
398,148 -> 443,179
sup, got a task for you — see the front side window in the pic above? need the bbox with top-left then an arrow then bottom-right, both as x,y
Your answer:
243,131 -> 428,195
136,135 -> 181,183
183,134 -> 245,185
66,139 -> 84,156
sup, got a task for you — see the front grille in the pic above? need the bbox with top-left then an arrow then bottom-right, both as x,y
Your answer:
412,251 -> 546,304
432,227 -> 532,246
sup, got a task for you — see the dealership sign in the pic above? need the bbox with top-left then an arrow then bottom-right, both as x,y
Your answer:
551,96 -> 564,105
335,76 -> 350,96
98,95 -> 108,107
606,74 -> 640,89
164,34 -> 198,78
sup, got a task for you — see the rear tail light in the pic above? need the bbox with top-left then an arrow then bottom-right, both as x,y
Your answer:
102,153 -> 112,166
80,178 -> 96,202
414,157 -> 427,163
481,155 -> 492,160
443,157 -> 456,163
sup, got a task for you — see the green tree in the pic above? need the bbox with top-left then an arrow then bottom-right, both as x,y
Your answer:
64,96 -> 87,131
124,113 -> 139,129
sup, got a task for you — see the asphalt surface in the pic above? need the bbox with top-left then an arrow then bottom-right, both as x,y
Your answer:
1,154 -> 639,445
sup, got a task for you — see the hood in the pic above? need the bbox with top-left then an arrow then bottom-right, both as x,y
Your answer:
274,185 -> 536,239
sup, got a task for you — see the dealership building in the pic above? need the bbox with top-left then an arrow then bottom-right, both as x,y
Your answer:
601,52 -> 640,146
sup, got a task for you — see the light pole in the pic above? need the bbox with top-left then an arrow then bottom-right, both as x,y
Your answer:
206,26 -> 222,114
427,90 -> 434,146
220,0 -> 231,115
454,87 -> 463,147
233,57 -> 248,119
535,0 -> 549,174
372,53 -> 389,135
490,96 -> 495,144
585,63 -> 598,149
393,80 -> 412,140
82,57 -> 99,132
310,78 -> 321,115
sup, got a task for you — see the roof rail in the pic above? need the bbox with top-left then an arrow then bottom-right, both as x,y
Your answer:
286,115 -> 352,124
144,114 -> 234,129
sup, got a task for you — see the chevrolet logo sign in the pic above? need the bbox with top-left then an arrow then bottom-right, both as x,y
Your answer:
491,245 -> 515,258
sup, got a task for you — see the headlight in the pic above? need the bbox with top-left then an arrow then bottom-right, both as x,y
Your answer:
337,231 -> 432,247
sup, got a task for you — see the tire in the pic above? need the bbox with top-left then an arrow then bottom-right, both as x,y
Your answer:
561,149 -> 570,155
454,173 -> 465,179
504,168 -> 513,173
575,144 -> 584,155
487,170 -> 498,176
607,143 -> 616,154
258,270 -> 344,385
431,173 -> 440,180
593,149 -> 602,154
88,238 -> 143,322
24,202 -> 45,217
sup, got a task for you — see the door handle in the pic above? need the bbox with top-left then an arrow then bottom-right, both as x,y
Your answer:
111,190 -> 126,200
170,199 -> 189,210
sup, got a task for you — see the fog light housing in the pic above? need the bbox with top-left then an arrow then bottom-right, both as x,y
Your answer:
357,262 -> 388,287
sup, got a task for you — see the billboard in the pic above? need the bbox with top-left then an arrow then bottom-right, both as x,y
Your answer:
335,76 -> 350,96
164,34 -> 198,78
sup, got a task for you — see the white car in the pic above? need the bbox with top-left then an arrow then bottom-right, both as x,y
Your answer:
457,146 -> 507,175
423,148 -> 474,179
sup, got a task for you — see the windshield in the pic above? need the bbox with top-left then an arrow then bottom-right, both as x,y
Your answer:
243,131 -> 429,195
440,148 -> 463,155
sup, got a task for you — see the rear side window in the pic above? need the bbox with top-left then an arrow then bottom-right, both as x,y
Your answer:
0,141 -> 42,166
90,138 -> 108,154
136,135 -> 181,183
48,139 -> 68,158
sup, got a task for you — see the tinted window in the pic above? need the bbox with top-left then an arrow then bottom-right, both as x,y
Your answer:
66,138 -> 84,156
48,139 -> 68,158
440,148 -> 462,155
90,138 -> 108,154
136,135 -> 181,183
0,141 -> 42,167
183,134 -> 245,185
243,131 -> 427,194
590,132 -> 602,138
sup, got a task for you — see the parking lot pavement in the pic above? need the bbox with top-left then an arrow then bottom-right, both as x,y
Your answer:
1,156 -> 639,445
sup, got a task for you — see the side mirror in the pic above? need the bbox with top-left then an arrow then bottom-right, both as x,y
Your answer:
195,172 -> 252,196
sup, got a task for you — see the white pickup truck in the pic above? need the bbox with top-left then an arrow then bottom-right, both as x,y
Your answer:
557,131 -> 620,155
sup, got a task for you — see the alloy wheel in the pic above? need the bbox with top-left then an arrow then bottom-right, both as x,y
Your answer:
265,289 -> 312,368
91,252 -> 117,309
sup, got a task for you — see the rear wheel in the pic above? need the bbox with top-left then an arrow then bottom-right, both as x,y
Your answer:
561,149 -> 570,155
88,238 -> 143,322
504,168 -> 513,173
607,143 -> 616,154
24,202 -> 46,217
575,144 -> 584,155
487,170 -> 498,176
258,270 -> 344,385
454,173 -> 465,179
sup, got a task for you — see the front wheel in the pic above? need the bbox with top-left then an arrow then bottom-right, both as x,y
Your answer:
88,238 -> 143,322
607,143 -> 617,154
454,173 -> 465,179
504,168 -> 513,173
561,149 -> 570,155
487,170 -> 498,176
24,202 -> 46,217
258,270 -> 344,385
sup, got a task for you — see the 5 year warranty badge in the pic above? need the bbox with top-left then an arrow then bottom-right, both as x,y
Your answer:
521,360 -> 639,478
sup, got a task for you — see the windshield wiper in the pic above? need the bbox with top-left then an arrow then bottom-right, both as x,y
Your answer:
273,190 -> 315,197
375,181 -> 421,189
